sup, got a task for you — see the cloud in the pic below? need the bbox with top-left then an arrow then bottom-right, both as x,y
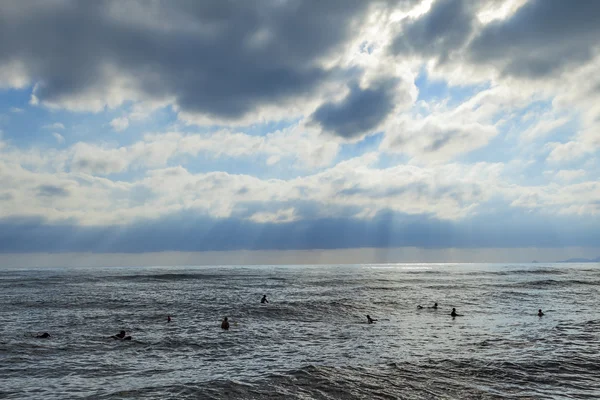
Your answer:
391,0 -> 476,62
381,116 -> 497,160
468,0 -> 600,78
69,143 -> 130,175
0,138 -> 507,225
509,181 -> 600,217
36,184 -> 69,198
545,141 -> 593,164
310,78 -> 404,139
110,117 -> 129,132
67,126 -> 340,173
555,169 -> 586,182
520,114 -> 570,142
9,107 -> 23,113
52,132 -> 65,144
248,208 -> 298,223
0,0 -> 405,123
43,122 -> 65,130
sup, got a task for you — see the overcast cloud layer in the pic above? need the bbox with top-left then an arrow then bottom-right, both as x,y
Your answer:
1,0 -> 599,255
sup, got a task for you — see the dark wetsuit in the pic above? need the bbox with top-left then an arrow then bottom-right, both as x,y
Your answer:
112,331 -> 131,340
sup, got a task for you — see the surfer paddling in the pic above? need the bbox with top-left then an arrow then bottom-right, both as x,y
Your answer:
450,308 -> 462,317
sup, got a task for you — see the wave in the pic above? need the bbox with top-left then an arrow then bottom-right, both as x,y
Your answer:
98,356 -> 600,399
492,279 -> 600,289
111,273 -> 230,282
463,268 -> 567,277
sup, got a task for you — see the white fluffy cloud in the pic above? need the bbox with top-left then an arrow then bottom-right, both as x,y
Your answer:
43,122 -> 65,130
381,116 -> 497,161
52,132 -> 65,144
545,141 -> 594,164
110,117 -> 129,132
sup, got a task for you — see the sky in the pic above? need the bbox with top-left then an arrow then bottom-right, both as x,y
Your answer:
1,0 -> 599,266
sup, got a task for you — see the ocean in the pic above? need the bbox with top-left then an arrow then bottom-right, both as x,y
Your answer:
1,263 -> 599,399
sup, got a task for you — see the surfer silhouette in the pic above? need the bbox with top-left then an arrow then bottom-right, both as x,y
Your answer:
112,330 -> 132,340
451,308 -> 462,317
261,295 -> 268,304
366,315 -> 377,324
418,302 -> 438,309
221,317 -> 230,330
167,315 -> 171,323
36,332 -> 50,338
538,309 -> 544,317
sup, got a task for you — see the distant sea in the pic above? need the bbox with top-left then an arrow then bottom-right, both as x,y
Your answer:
1,263 -> 599,399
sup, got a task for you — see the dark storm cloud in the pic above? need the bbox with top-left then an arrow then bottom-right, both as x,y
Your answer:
0,0 -> 407,120
468,0 -> 600,78
1,206 -> 599,253
310,79 -> 399,139
391,0 -> 475,61
390,0 -> 600,79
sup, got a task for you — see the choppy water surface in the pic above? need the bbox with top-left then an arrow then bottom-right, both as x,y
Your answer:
1,263 -> 599,399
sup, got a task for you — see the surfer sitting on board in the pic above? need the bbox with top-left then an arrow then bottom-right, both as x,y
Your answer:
221,317 -> 230,330
450,308 -> 462,317
366,315 -> 377,324
538,309 -> 544,317
111,330 -> 132,340
261,295 -> 268,304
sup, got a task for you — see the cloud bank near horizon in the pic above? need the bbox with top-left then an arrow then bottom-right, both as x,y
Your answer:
1,0 -> 599,254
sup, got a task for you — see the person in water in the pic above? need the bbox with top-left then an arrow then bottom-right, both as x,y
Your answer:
167,315 -> 171,323
112,330 -> 132,340
538,309 -> 544,317
366,315 -> 377,324
417,302 -> 438,309
261,295 -> 268,304
450,308 -> 462,317
221,317 -> 230,330
36,332 -> 50,338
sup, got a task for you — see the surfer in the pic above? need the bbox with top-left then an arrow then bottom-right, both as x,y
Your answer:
450,308 -> 462,317
366,315 -> 377,324
36,332 -> 50,339
221,317 -> 230,330
112,330 -> 132,340
538,309 -> 544,317
167,315 -> 171,323
417,302 -> 438,309
261,295 -> 268,304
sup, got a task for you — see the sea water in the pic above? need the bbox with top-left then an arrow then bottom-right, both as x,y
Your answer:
1,263 -> 599,399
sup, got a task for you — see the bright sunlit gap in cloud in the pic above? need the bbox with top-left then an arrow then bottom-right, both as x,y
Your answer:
0,0 -> 599,265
